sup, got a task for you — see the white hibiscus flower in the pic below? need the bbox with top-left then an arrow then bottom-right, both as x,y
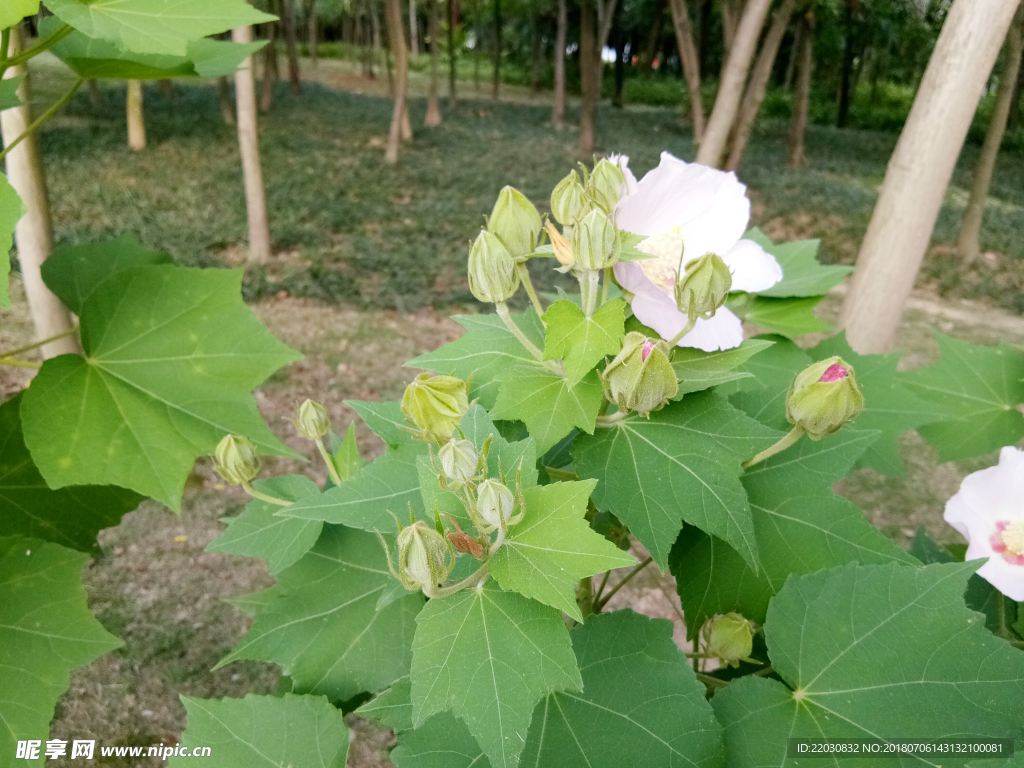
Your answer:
610,152 -> 783,352
944,445 -> 1024,601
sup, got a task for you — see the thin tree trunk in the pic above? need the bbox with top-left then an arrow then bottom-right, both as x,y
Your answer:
426,0 -> 443,124
553,0 -> 567,127
282,0 -> 302,94
720,0 -> 739,54
385,0 -> 410,162
492,0 -> 502,99
159,79 -> 175,98
1007,43 -> 1024,131
837,0 -> 856,127
372,6 -> 383,78
840,0 -> 1020,354
595,0 -> 620,99
669,0 -> 704,142
613,29 -> 626,107
530,13 -> 543,94
232,25 -> 273,265
724,0 -> 796,171
788,8 -> 813,168
307,0 -> 319,66
448,0 -> 458,106
579,0 -> 598,150
410,0 -> 421,54
642,0 -> 666,65
0,27 -> 79,358
260,16 -> 279,113
957,3 -> 1024,262
694,0 -> 771,167
783,17 -> 802,89
127,80 -> 146,151
218,76 -> 237,125
86,78 -> 100,107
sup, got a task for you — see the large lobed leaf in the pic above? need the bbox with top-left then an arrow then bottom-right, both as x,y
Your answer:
0,0 -> 39,30
541,298 -> 625,386
0,172 -> 25,309
744,229 -> 853,298
671,339 -> 774,396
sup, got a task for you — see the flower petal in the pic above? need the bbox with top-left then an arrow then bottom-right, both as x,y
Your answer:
722,239 -> 784,293
976,558 -> 1024,601
608,153 -> 638,197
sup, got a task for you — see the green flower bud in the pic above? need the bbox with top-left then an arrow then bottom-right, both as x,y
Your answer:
572,208 -> 621,271
786,357 -> 865,440
704,613 -> 755,669
438,438 -> 479,484
401,372 -> 470,443
476,478 -> 515,529
488,186 -> 543,261
586,158 -> 626,212
398,520 -> 454,589
601,332 -> 679,417
295,399 -> 331,440
468,230 -> 520,304
213,434 -> 261,486
675,253 -> 732,320
551,170 -> 586,227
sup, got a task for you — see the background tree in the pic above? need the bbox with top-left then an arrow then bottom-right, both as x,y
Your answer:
385,0 -> 412,161
788,5 -> 814,167
126,80 -> 146,151
233,24 -> 273,264
427,0 -> 444,123
669,0 -> 704,142
580,0 -> 599,149
282,0 -> 303,94
553,0 -> 567,126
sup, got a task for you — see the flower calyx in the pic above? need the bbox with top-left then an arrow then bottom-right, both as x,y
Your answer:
294,399 -> 331,440
213,434 -> 261,486
585,157 -> 626,213
468,230 -> 520,304
488,186 -> 543,262
572,208 -> 621,272
551,170 -> 586,228
384,512 -> 455,592
401,372 -> 470,443
674,252 -> 732,320
601,332 -> 679,418
786,357 -> 864,440
438,438 -> 481,485
703,613 -> 759,669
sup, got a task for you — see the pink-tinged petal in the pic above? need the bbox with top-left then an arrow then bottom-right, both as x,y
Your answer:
608,153 -> 638,197
614,260 -> 659,296
614,152 -> 750,259
819,364 -> 848,383
641,339 -> 655,362
721,239 -> 783,293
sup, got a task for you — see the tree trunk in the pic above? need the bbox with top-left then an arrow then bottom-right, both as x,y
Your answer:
218,76 -> 237,125
720,0 -> 739,55
642,0 -> 666,66
669,0 -> 704,143
260,17 -> 279,113
372,6 -> 383,78
86,78 -> 100,107
724,0 -> 796,171
579,0 -> 598,150
385,0 -> 411,162
448,0 -> 458,106
307,0 -> 319,66
127,80 -> 146,151
837,0 -> 856,127
281,0 -> 302,94
840,0 -> 1020,354
0,27 -> 79,359
410,0 -> 421,54
159,79 -> 175,98
530,12 -> 543,94
783,16 -> 802,90
694,0 -> 771,167
553,0 -> 567,127
426,0 -> 443,124
594,0 -> 620,100
612,23 -> 627,107
1007,43 -> 1024,131
492,0 -> 502,100
957,3 -> 1024,262
788,8 -> 813,168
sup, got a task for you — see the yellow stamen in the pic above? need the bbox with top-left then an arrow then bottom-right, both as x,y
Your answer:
1000,520 -> 1024,557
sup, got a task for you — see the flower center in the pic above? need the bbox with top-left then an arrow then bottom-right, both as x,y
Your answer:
1000,520 -> 1024,557
637,227 -> 687,296
819,364 -> 848,383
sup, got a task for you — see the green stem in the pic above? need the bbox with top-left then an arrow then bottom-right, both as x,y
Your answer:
5,23 -> 74,68
0,30 -> 10,81
742,425 -> 806,469
0,326 -> 79,359
423,564 -> 489,599
0,77 -> 85,165
495,301 -> 562,374
695,673 -> 729,690
0,357 -> 41,368
752,665 -> 775,677
996,593 -> 1011,640
591,570 -> 611,611
600,267 -> 611,306
516,262 -> 544,317
594,410 -> 628,428
595,556 -> 654,610
1010,639 -> 1024,650
241,482 -> 293,507
315,438 -> 343,486
582,269 -> 601,316
667,315 -> 698,348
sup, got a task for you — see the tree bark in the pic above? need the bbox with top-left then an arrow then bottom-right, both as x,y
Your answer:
307,0 -> 319,66
385,0 -> 411,162
86,78 -> 100,107
594,0 -> 620,99
720,0 -> 739,54
579,0 -> 598,150
282,0 -> 302,94
232,25 -> 273,265
694,0 -> 771,167
426,0 -> 443,124
837,0 -> 857,128
1006,38 -> 1024,130
127,80 -> 146,151
840,0 -> 1020,354
492,0 -> 502,99
410,0 -> 421,54
642,0 -> 667,66
530,12 -> 543,94
372,5 -> 383,78
724,0 -> 796,171
788,8 -> 813,168
553,0 -> 567,127
448,0 -> 458,106
669,0 -> 705,142
957,2 -> 1024,262
260,16 -> 279,113
159,79 -> 175,98
783,15 -> 801,89
612,21 -> 627,107
218,77 -> 237,125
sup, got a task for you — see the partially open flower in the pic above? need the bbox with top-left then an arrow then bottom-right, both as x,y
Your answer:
944,446 -> 1024,601
786,357 -> 864,440
395,520 -> 455,590
586,158 -> 627,213
401,373 -> 470,443
213,435 -> 260,486
601,332 -> 678,417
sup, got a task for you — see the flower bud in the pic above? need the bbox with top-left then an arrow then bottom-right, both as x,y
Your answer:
468,230 -> 520,304
295,399 -> 331,440
551,170 -> 586,227
786,357 -> 865,440
572,208 -> 621,271
398,520 -> 454,589
488,186 -> 543,261
704,613 -> 755,669
586,158 -> 626,213
601,332 -> 679,417
675,253 -> 732,320
401,373 -> 470,443
213,434 -> 261,486
438,438 -> 479,484
476,478 -> 515,529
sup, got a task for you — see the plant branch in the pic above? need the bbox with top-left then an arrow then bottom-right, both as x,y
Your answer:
516,262 -> 545,317
600,267 -> 611,305
592,570 -> 611,609
241,482 -> 293,507
0,29 -> 10,81
595,556 -> 654,610
494,301 -> 562,374
0,326 -> 79,359
315,438 -> 343,486
423,564 -> 489,598
667,315 -> 697,347
5,23 -> 73,68
0,77 -> 85,165
742,425 -> 805,468
0,357 -> 41,368
695,673 -> 729,689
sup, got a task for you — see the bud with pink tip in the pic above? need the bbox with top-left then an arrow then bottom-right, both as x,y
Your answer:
786,356 -> 864,440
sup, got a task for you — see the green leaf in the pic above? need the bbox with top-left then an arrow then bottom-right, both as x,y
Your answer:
489,480 -> 636,620
411,582 -> 581,768
328,423 -> 364,483
0,171 -> 25,309
347,399 -> 415,447
0,75 -> 23,113
807,333 -> 944,474
901,333 -> 1024,462
0,0 -> 38,30
45,0 -> 275,56
0,537 -> 122,765
491,368 -> 604,454
40,235 -> 173,314
356,677 -> 413,733
408,310 -> 545,409
671,338 -> 774,396
217,525 -> 422,702
743,296 -> 832,338
0,394 -> 143,552
206,475 -> 323,574
186,37 -> 268,77
712,562 -> 1024,768
392,712 -> 489,768
171,693 -> 349,767
744,229 -> 853,298
21,264 -> 302,510
521,610 -> 725,768
572,392 -> 780,569
541,298 -> 625,386
280,442 -> 426,530
720,335 -> 812,430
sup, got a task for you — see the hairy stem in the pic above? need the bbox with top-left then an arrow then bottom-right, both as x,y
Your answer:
696,673 -> 729,689
0,326 -> 79,359
423,564 -> 489,598
595,410 -> 628,428
5,23 -> 73,68
595,556 -> 654,610
581,269 -> 601,316
591,569 -> 612,610
600,267 -> 611,305
742,425 -> 805,468
0,357 -> 42,368
315,438 -> 343,486
241,482 -> 293,507
516,262 -> 544,317
0,77 -> 85,164
495,301 -> 562,374
667,315 -> 698,347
